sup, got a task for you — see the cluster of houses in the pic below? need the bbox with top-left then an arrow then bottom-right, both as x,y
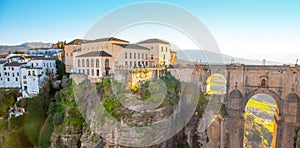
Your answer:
0,53 -> 57,98
0,37 -> 177,98
63,37 -> 177,82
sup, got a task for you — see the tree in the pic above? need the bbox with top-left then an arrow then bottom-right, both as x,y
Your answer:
56,59 -> 66,79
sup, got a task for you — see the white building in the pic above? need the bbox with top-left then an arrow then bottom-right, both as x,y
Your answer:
0,54 -> 57,98
3,62 -> 23,88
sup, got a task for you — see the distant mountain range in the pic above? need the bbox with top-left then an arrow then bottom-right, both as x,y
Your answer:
0,42 -> 52,54
176,50 -> 282,65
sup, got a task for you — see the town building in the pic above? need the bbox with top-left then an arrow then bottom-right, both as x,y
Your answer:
170,51 -> 177,65
137,38 -> 171,66
0,54 -> 57,98
71,37 -> 151,81
64,39 -> 89,73
67,37 -> 177,85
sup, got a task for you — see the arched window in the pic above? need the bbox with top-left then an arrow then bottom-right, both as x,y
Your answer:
91,59 -> 94,67
105,59 -> 109,68
82,59 -> 85,67
86,59 -> 89,67
261,79 -> 266,87
96,59 -> 99,68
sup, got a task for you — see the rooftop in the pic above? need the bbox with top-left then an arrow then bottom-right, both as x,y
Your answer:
4,62 -> 25,67
137,38 -> 170,44
66,39 -> 91,45
84,37 -> 129,44
76,51 -> 112,57
114,43 -> 150,50
25,56 -> 56,60
0,61 -> 7,64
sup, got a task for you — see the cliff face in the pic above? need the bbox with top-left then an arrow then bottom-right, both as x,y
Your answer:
51,126 -> 82,148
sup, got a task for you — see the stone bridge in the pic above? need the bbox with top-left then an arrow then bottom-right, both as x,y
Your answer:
169,64 -> 300,148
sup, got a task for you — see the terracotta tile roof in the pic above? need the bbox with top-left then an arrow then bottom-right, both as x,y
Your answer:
84,37 -> 129,44
4,62 -> 25,67
66,39 -> 91,45
76,51 -> 112,57
137,38 -> 170,44
114,43 -> 150,50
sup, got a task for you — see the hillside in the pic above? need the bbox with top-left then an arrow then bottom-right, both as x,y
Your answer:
176,50 -> 282,65
0,42 -> 52,54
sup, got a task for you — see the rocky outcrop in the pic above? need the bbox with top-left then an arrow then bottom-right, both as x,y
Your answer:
50,126 -> 82,148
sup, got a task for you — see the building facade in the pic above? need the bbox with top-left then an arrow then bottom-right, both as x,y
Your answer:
72,37 -> 153,81
137,38 -> 171,66
0,54 -> 57,98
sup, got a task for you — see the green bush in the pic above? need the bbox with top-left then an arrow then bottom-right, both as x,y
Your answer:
53,112 -> 64,125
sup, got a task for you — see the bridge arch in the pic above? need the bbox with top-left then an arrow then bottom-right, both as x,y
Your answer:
244,88 -> 283,115
243,88 -> 283,148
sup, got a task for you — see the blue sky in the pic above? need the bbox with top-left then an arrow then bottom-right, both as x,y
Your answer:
0,0 -> 300,63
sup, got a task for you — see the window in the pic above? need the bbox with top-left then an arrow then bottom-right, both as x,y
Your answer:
146,54 -> 148,59
151,54 -> 153,60
142,53 -> 144,59
105,59 -> 109,68
163,55 -> 165,60
161,47 -> 163,52
23,76 -> 26,79
28,71 -> 31,76
4,72 -> 7,75
83,69 -> 85,74
7,78 -> 10,82
151,47 -> 153,49
86,59 -> 89,67
130,53 -> 132,59
12,67 -> 14,70
165,47 -> 168,52
8,73 -> 10,76
125,61 -> 128,66
96,59 -> 99,68
138,53 -> 140,59
79,69 -> 81,73
134,53 -> 136,59
24,81 -> 27,84
17,72 -> 19,76
125,52 -> 127,59
12,73 -> 15,77
97,69 -> 100,76
82,59 -> 85,67
71,53 -> 73,56
78,59 -> 81,67
36,63 -> 38,66
66,53 -> 69,57
33,71 -> 35,76
16,77 -> 18,81
261,79 -> 266,87
91,59 -> 94,67
87,69 -> 90,75
130,61 -> 132,67
91,69 -> 94,76
134,61 -> 136,67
